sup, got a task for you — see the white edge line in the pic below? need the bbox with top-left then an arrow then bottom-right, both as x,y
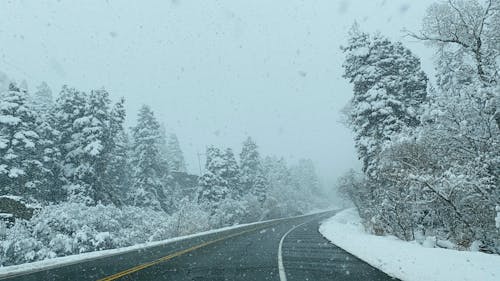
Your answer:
278,220 -> 310,281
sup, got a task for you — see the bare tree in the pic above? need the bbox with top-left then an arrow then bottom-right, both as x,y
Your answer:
409,0 -> 500,129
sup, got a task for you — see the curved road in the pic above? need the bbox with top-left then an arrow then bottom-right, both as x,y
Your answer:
2,211 -> 397,280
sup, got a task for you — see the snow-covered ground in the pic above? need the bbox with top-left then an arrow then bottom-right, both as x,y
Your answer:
319,208 -> 500,281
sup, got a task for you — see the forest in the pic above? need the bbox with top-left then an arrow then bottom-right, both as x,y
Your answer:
337,0 -> 499,254
0,78 -> 326,266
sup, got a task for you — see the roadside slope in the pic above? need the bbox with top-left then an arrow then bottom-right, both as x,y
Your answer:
319,208 -> 500,281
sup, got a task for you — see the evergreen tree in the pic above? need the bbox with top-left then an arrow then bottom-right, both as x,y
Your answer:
157,126 -> 183,212
54,86 -> 90,203
104,97 -> 129,205
129,105 -> 168,210
158,125 -> 170,173
239,137 -> 267,203
30,82 -> 53,117
262,156 -> 293,215
263,157 -> 323,216
54,86 -> 87,196
221,148 -> 240,198
198,146 -> 228,205
0,83 -> 43,198
166,133 -> 187,173
31,82 -> 62,202
77,89 -> 113,203
290,158 -> 321,196
341,25 -> 428,178
263,156 -> 293,192
54,87 -> 120,204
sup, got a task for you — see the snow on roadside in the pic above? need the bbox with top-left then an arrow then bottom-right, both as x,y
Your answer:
319,208 -> 500,281
0,220 -> 260,277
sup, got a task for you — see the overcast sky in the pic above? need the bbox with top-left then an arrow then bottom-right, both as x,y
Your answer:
0,0 -> 437,186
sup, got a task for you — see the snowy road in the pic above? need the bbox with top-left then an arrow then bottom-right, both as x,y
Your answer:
2,211 -> 396,281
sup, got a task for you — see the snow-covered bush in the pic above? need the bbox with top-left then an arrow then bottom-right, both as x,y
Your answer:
169,198 -> 211,237
1,197 -> 280,266
0,201 -> 212,266
207,200 -> 245,228
238,194 -> 265,222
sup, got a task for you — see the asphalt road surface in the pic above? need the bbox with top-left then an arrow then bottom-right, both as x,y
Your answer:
2,211 -> 398,281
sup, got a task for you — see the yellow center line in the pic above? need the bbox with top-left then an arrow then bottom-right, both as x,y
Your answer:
96,223 -> 279,281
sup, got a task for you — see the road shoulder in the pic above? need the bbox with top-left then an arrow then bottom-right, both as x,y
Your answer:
319,208 -> 500,281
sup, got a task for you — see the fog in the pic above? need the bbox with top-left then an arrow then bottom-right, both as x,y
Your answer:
0,0 -> 435,186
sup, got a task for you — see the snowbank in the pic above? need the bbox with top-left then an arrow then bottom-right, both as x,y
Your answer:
319,208 -> 500,281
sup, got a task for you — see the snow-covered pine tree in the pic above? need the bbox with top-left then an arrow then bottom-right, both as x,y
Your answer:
75,89 -> 113,203
129,105 -> 168,210
239,137 -> 267,203
54,87 -> 120,204
166,133 -> 187,173
341,25 -> 428,178
158,124 -> 170,172
54,86 -> 87,201
263,156 -> 293,193
0,83 -> 43,199
30,82 -> 54,117
262,156 -> 294,216
155,125 -> 184,213
198,146 -> 228,205
29,82 -> 62,202
104,97 -> 129,205
290,158 -> 321,196
252,172 -> 267,205
262,157 -> 323,216
221,148 -> 240,199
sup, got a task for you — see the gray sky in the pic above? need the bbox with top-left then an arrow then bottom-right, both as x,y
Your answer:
0,0 -> 436,185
